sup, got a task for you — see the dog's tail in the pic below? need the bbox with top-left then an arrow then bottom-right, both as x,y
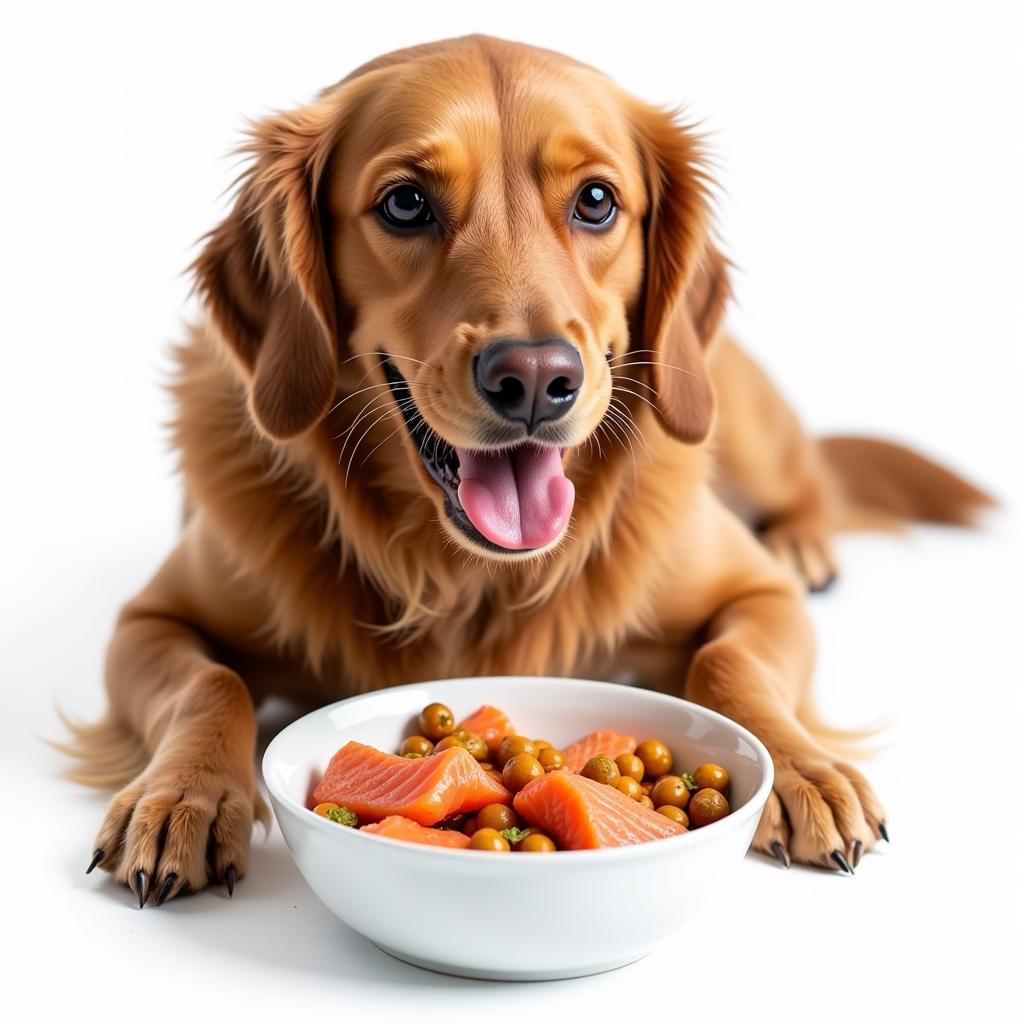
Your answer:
49,708 -> 149,789
820,436 -> 996,532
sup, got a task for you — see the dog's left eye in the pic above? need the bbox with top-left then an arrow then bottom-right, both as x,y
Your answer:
377,185 -> 435,231
573,182 -> 617,228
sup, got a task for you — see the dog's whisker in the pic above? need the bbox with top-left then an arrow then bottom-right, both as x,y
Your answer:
607,348 -> 660,363
327,380 -> 419,418
337,390 -> 416,448
360,411 -> 425,467
608,399 -> 651,458
608,360 -> 697,378
603,405 -> 642,474
336,402 -> 392,459
610,385 -> 665,422
596,419 -> 618,463
599,408 -> 630,452
345,407 -> 402,487
335,391 -> 396,437
609,371 -> 658,394
337,394 -> 410,462
606,402 -> 647,468
362,350 -> 434,370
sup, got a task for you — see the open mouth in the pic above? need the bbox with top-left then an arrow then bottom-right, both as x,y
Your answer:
382,358 -> 575,553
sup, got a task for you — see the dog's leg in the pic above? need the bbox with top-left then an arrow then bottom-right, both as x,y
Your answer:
85,542 -> 265,906
683,584 -> 885,871
709,336 -> 840,591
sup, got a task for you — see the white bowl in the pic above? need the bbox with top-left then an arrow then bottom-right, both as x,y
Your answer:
262,675 -> 773,981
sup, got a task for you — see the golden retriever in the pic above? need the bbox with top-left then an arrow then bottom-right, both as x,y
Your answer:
63,36 -> 991,905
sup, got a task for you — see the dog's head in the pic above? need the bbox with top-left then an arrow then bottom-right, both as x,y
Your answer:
194,36 -> 729,560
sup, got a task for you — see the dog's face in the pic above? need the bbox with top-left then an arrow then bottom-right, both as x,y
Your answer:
195,37 -> 728,561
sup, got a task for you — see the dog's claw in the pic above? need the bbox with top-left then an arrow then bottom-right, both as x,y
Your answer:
830,850 -> 854,874
851,839 -> 864,868
86,849 -> 104,875
770,840 -> 790,868
156,873 -> 177,907
131,869 -> 149,908
879,821 -> 890,843
224,864 -> 237,898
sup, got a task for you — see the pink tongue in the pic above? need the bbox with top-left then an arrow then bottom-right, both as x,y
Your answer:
456,444 -> 575,550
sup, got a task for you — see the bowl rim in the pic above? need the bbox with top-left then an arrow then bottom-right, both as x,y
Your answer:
262,675 -> 775,863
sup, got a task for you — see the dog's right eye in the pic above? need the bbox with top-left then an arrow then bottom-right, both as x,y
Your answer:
377,185 -> 435,231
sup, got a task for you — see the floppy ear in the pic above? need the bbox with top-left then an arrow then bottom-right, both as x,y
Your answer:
631,105 -> 731,444
192,101 -> 345,441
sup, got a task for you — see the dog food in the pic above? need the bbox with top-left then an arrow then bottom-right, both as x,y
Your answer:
562,730 -> 637,773
361,815 -> 472,848
513,770 -> 687,849
310,702 -> 733,851
311,740 -> 511,825
457,704 -> 516,755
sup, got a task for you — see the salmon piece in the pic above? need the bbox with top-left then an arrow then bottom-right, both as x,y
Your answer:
312,741 -> 511,826
561,730 -> 637,773
513,771 -> 686,849
361,815 -> 471,849
457,704 -> 516,756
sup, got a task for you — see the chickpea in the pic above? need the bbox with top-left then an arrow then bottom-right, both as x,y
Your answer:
400,735 -> 434,757
688,788 -> 730,828
656,805 -> 689,827
635,739 -> 673,778
469,828 -> 511,852
537,747 -> 566,772
615,776 -> 643,801
693,763 -> 730,794
502,754 -> 545,792
418,702 -> 456,742
496,735 -> 537,769
581,755 -> 620,785
433,734 -> 469,753
453,728 -> 489,761
476,803 -> 520,832
517,832 -> 557,852
615,754 -> 645,782
649,775 -> 691,810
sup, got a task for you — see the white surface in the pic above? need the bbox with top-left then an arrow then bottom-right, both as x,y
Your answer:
264,677 -> 772,980
1,0 -> 1022,1021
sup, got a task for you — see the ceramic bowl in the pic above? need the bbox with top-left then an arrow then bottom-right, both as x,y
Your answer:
263,675 -> 773,981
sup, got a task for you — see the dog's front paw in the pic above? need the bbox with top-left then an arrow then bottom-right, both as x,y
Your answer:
752,756 -> 887,872
759,516 -> 838,593
87,756 -> 267,906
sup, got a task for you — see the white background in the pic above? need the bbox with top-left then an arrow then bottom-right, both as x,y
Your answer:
2,1 -> 1022,1021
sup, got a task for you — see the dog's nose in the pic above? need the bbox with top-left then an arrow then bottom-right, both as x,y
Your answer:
475,340 -> 584,431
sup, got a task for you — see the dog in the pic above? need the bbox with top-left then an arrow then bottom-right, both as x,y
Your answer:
62,36 -> 992,905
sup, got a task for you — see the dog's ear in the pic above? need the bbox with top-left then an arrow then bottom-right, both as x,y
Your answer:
630,104 -> 731,444
192,100 -> 346,441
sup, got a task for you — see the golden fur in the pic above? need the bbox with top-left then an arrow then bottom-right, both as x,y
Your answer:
62,36 -> 991,902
